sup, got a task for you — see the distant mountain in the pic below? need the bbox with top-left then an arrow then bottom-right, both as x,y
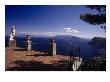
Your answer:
54,35 -> 81,40
89,37 -> 106,48
52,35 -> 85,47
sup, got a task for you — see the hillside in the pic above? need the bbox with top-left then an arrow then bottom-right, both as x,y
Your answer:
89,37 -> 106,48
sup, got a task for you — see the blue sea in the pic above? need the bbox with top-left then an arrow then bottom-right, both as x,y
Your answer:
5,36 -> 102,59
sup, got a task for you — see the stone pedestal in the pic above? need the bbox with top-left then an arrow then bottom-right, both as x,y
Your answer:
9,40 -> 16,48
49,39 -> 56,56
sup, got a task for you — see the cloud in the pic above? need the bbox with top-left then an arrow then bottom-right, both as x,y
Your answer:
20,32 -> 61,36
64,27 -> 79,33
20,28 -> 79,36
64,27 -> 72,30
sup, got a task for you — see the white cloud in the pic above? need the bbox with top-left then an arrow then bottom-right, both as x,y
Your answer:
64,27 -> 72,30
64,27 -> 79,33
20,28 -> 79,36
20,32 -> 61,36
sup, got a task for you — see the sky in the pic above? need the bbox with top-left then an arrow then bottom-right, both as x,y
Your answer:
5,5 -> 106,38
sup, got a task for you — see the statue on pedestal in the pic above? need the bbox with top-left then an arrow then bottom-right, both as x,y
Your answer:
25,35 -> 32,51
9,25 -> 16,48
48,38 -> 56,56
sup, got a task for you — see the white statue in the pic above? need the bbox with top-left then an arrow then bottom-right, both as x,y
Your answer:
12,25 -> 16,36
9,25 -> 16,41
25,35 -> 32,51
27,39 -> 32,51
72,57 -> 82,71
9,32 -> 14,41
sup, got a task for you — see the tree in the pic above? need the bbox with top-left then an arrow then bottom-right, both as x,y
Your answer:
80,5 -> 106,31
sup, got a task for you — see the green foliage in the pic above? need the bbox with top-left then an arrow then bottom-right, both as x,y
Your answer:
80,13 -> 105,25
80,5 -> 106,30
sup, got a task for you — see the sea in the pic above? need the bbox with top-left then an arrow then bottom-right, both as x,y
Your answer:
5,36 -> 103,59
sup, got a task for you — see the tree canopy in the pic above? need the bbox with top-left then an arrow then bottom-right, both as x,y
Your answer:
80,5 -> 106,31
